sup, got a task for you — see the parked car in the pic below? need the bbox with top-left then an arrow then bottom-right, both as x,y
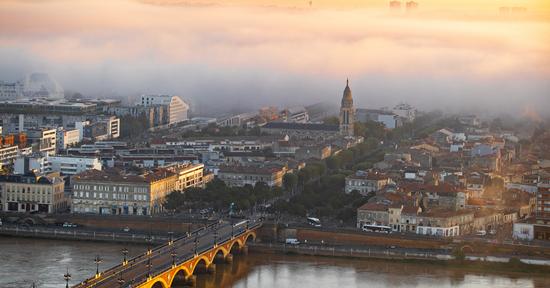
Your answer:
476,230 -> 487,236
63,222 -> 77,228
123,227 -> 131,232
285,238 -> 300,245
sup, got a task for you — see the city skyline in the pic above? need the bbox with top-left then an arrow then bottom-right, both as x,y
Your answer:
1,0 -> 549,116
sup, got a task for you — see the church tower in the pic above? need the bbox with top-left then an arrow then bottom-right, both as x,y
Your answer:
339,79 -> 355,136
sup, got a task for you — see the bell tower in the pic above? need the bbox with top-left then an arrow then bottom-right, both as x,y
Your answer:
339,79 -> 355,136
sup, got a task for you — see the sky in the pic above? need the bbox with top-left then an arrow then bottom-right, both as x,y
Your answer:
0,0 -> 549,116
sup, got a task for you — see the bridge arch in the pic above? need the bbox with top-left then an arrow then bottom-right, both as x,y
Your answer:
150,279 -> 168,288
245,232 -> 256,244
169,267 -> 191,287
190,256 -> 212,275
229,239 -> 243,254
214,245 -> 229,258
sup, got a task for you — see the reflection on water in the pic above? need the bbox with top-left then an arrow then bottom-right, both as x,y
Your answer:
197,253 -> 550,288
1,237 -> 549,288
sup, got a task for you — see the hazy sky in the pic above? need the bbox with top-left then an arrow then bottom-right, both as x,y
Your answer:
1,0 -> 549,116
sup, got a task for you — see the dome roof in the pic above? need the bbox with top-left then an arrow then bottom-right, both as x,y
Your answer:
342,79 -> 353,106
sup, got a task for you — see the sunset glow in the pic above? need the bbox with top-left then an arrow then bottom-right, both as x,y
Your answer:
1,0 -> 548,113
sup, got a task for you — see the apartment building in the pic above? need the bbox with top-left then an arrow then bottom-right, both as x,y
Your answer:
0,172 -> 66,213
71,168 -> 177,215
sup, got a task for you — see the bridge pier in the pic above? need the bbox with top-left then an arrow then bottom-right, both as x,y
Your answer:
225,254 -> 233,263
207,263 -> 216,274
185,275 -> 197,287
241,245 -> 249,255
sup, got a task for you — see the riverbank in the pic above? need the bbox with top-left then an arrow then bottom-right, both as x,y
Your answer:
249,242 -> 550,273
2,237 -> 548,288
3,223 -> 550,272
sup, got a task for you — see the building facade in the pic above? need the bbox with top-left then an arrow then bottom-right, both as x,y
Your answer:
165,163 -> 207,191
140,94 -> 189,125
345,172 -> 392,196
0,172 -> 66,213
218,165 -> 287,187
71,168 -> 177,215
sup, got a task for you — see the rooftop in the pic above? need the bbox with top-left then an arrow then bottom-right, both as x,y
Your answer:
262,122 -> 339,132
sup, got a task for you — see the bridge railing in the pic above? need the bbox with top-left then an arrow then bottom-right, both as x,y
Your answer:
127,219 -> 262,287
74,221 -> 221,287
75,219 -> 262,288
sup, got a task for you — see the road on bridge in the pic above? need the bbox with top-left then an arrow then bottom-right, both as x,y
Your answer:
73,219 -> 258,288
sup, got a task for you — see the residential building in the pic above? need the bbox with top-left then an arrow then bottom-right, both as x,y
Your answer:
26,128 -> 56,155
71,168 -> 177,215
0,145 -> 19,169
217,165 -> 287,187
356,203 -> 390,228
15,155 -> 102,175
356,108 -> 402,129
281,107 -> 309,123
56,127 -> 81,151
415,209 -> 474,237
0,172 -> 66,213
537,182 -> 550,222
0,81 -> 24,101
83,116 -> 120,140
164,163 -> 207,191
392,103 -> 416,122
345,171 -> 393,196
140,94 -> 189,125
217,112 -> 257,128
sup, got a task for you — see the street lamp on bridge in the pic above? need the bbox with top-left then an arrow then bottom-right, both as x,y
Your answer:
171,248 -> 177,268
145,255 -> 153,281
63,267 -> 71,288
94,255 -> 103,278
214,229 -> 218,247
122,247 -> 129,266
117,271 -> 125,288
168,230 -> 174,246
194,236 -> 199,256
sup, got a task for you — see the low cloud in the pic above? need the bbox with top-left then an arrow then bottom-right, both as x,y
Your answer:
0,0 -> 549,116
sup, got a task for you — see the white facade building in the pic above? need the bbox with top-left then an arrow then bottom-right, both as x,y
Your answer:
392,103 -> 416,122
0,145 -> 20,169
56,128 -> 81,151
14,155 -> 102,175
0,81 -> 24,101
139,94 -> 189,125
26,128 -> 57,156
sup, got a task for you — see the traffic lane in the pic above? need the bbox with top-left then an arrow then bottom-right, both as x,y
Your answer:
95,228 -> 239,287
84,224 -> 245,287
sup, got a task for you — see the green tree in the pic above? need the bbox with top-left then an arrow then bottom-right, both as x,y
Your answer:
323,116 -> 340,125
283,173 -> 298,193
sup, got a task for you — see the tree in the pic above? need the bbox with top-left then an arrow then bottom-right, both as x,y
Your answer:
326,156 -> 342,170
323,116 -> 339,125
283,173 -> 298,193
163,191 -> 186,211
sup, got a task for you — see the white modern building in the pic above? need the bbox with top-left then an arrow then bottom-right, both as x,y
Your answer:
0,145 -> 19,169
14,155 -> 102,175
56,127 -> 81,151
26,128 -> 57,156
392,103 -> 416,122
139,94 -> 189,125
0,81 -> 24,101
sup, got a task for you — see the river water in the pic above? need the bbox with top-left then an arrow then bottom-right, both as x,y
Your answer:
1,237 -> 548,288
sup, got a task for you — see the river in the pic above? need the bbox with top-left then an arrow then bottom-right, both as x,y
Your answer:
1,237 -> 548,288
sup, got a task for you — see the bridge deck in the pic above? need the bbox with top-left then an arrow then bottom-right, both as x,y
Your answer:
72,219 -> 261,288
